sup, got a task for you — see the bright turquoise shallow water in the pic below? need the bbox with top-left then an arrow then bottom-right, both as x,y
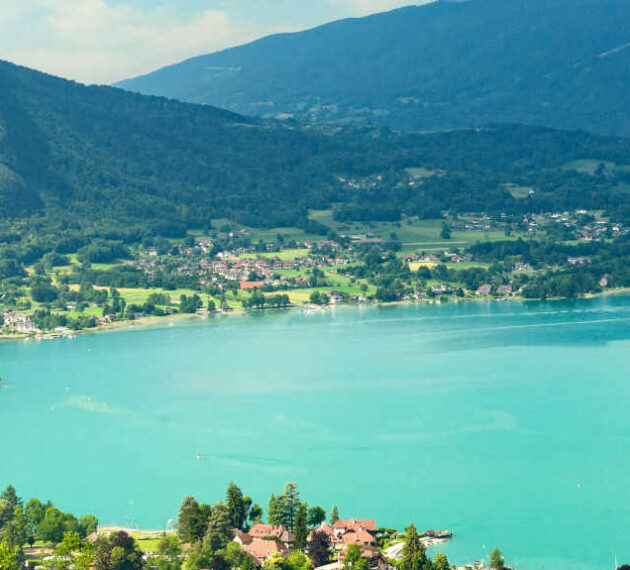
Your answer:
2,296 -> 630,569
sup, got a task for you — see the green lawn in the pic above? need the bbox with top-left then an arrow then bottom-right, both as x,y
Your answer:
135,538 -> 163,553
309,210 -> 514,252
236,248 -> 310,262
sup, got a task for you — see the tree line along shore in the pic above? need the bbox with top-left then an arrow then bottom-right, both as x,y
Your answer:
0,482 -> 526,570
2,208 -> 630,340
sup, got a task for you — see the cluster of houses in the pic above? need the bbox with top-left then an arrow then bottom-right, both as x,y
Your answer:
135,239 -> 354,293
0,311 -> 39,334
230,519 -> 386,569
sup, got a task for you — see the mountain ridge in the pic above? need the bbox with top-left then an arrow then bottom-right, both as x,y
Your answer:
116,0 -> 630,136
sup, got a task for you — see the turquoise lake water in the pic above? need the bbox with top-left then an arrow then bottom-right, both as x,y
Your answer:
1,296 -> 630,569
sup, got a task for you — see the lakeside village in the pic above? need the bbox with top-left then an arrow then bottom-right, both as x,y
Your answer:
1,209 -> 628,339
0,483 -> 515,570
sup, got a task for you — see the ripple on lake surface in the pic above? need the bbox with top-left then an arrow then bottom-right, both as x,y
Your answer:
1,296 -> 629,570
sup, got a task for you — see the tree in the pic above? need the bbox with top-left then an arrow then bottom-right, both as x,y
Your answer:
94,531 -> 144,570
177,497 -> 204,543
343,544 -> 368,570
249,504 -> 263,525
307,530 -> 331,567
282,483 -> 300,531
221,542 -> 245,568
226,483 -> 246,530
158,534 -> 182,561
184,541 -> 212,570
309,292 -> 330,306
210,554 -> 230,570
399,524 -> 428,570
433,552 -> 450,570
79,514 -> 99,537
294,503 -> 308,550
264,552 -> 288,570
268,495 -> 280,526
306,507 -> 326,529
53,532 -> 94,570
329,506 -> 339,526
0,487 -> 21,512
24,499 -> 47,538
440,223 -> 451,240
242,555 -> 257,570
36,507 -> 79,544
268,484 -> 299,530
286,550 -> 313,570
204,504 -> 232,553
489,547 -> 505,570
0,506 -> 27,548
0,541 -> 22,570
242,496 -> 253,528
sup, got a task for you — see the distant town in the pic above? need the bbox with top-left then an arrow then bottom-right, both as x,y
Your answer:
1,209 -> 628,339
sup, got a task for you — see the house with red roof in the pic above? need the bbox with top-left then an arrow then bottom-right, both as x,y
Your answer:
242,538 -> 289,564
312,519 -> 377,550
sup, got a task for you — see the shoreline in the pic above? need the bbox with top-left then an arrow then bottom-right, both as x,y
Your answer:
2,287 -> 630,343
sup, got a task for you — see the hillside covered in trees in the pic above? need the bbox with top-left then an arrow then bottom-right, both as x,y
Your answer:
118,0 -> 630,137
5,58 -> 630,246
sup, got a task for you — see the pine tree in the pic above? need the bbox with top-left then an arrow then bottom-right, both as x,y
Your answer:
400,523 -> 428,570
225,482 -> 245,530
268,494 -> 281,526
489,547 -> 505,570
294,503 -> 308,550
204,504 -> 233,553
433,553 -> 450,570
177,496 -> 204,543
329,505 -> 339,525
283,483 -> 300,531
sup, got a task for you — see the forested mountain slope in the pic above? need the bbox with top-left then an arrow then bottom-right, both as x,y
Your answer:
3,59 -> 630,244
117,0 -> 630,136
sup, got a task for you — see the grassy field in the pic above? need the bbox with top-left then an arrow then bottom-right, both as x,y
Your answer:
309,210 -> 513,252
208,218 -> 322,243
135,538 -> 163,553
409,262 -> 438,271
235,248 -> 309,261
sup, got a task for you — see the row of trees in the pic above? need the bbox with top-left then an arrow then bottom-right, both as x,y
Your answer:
0,485 -> 98,569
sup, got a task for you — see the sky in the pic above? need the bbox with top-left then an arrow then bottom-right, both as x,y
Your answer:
0,0 -> 430,85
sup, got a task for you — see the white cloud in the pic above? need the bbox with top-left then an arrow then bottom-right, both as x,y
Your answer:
330,0 -> 435,17
0,0 -> 437,85
0,0 -> 267,84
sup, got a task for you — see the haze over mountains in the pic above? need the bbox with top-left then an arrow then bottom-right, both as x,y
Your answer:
117,0 -> 630,137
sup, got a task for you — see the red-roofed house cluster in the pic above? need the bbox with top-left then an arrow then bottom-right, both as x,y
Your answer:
230,519 -> 383,568
232,524 -> 294,566
313,519 -> 377,550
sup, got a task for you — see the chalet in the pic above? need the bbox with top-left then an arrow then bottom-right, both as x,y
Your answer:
496,285 -> 513,296
242,537 -> 289,563
249,523 -> 293,544
342,529 -> 375,546
312,519 -> 377,550
233,529 -> 253,546
476,284 -> 493,296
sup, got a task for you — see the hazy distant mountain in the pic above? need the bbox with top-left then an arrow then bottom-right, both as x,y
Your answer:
3,58 -> 630,235
117,0 -> 630,136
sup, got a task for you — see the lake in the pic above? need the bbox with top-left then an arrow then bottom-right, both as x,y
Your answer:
1,296 -> 629,569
